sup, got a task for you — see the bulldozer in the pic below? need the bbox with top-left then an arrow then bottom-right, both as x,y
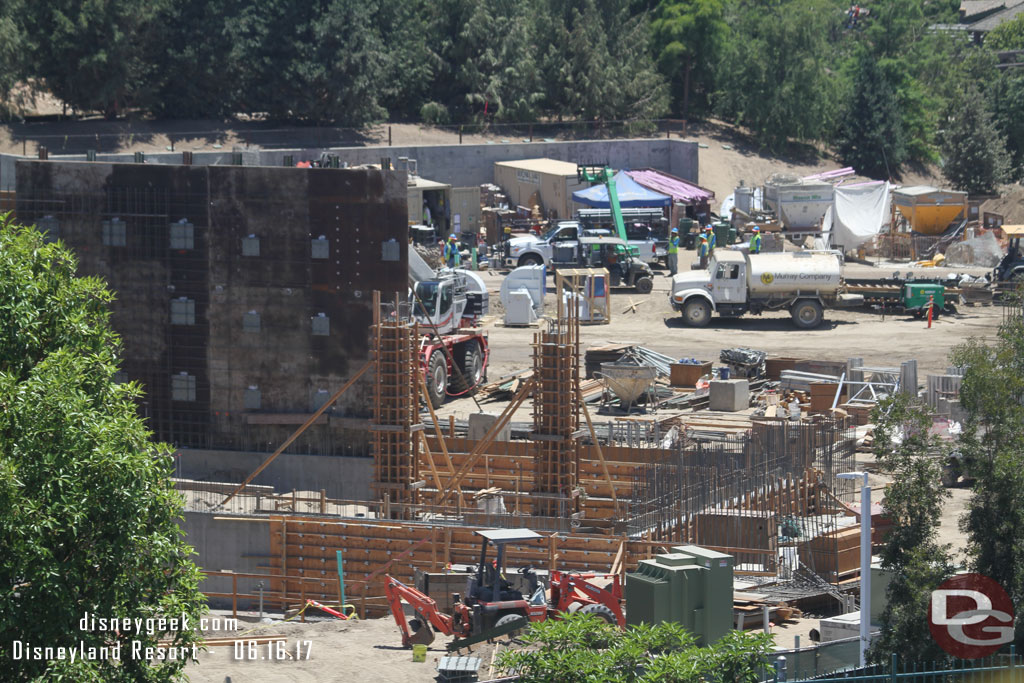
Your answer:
385,529 -> 624,650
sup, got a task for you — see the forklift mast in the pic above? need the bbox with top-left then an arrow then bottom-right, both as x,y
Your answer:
578,164 -> 628,244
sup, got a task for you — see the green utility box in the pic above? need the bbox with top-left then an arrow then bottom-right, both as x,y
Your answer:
624,545 -> 734,645
902,283 -> 944,313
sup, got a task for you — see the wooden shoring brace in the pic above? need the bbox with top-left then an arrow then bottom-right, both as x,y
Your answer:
220,361 -> 372,506
417,430 -> 448,509
418,372 -> 465,509
579,394 -> 620,517
435,378 -> 535,508
610,538 -> 626,578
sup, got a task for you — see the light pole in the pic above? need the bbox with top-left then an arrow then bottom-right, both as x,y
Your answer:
837,471 -> 871,668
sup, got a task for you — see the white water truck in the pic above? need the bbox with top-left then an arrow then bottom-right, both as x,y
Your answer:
669,251 -> 863,328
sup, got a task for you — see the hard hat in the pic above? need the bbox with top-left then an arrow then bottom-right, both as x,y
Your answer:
449,233 -> 456,239
671,227 -> 678,233
705,225 -> 712,231
753,226 -> 760,232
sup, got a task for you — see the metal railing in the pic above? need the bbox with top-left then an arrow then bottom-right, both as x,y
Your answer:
776,647 -> 1021,682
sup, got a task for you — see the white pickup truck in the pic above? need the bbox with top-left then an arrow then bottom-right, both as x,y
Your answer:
503,221 -> 657,269
669,251 -> 863,328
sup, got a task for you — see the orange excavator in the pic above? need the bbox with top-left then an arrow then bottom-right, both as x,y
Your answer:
385,529 -> 624,650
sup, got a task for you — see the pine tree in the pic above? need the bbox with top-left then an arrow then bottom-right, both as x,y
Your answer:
938,84 -> 1011,195
951,310 -> 1024,648
836,50 -> 908,179
868,394 -> 954,663
650,0 -> 727,118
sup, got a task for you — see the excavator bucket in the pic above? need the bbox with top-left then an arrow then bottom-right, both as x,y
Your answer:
408,618 -> 436,647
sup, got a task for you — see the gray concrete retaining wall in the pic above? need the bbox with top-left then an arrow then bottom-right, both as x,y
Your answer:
182,512 -> 271,610
175,449 -> 373,500
1,138 -> 699,191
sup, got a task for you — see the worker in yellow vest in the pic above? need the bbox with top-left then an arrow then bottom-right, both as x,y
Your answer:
443,234 -> 461,267
697,232 -> 710,269
705,225 -> 716,253
668,227 -> 680,276
749,226 -> 762,254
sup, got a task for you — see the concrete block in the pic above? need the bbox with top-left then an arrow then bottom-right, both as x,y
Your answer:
709,379 -> 749,412
468,412 -> 511,442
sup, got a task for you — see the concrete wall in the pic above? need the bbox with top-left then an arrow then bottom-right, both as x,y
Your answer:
15,161 -> 407,452
175,449 -> 373,500
182,512 -> 271,609
1,138 -> 699,191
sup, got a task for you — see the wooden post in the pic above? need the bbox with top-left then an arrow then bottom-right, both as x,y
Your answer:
320,489 -> 326,513
232,574 -> 238,620
431,527 -> 438,570
280,520 -> 287,587
449,415 -> 456,437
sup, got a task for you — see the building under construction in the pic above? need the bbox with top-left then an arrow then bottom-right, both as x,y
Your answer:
13,159 -> 867,623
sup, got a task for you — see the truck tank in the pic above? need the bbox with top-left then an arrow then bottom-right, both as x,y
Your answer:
746,252 -> 843,297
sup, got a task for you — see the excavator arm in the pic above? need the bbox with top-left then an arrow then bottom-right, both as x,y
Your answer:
385,575 -> 457,648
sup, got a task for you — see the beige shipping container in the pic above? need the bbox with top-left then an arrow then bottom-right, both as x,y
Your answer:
494,158 -> 589,220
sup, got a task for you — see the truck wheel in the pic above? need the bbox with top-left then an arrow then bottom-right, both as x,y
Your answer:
635,276 -> 653,294
518,254 -> 543,267
453,340 -> 483,394
682,298 -> 711,327
579,603 -> 617,625
493,613 -> 527,639
791,299 -> 823,329
425,350 -> 447,408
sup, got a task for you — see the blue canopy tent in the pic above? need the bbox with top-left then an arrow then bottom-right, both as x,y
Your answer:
572,170 -> 672,208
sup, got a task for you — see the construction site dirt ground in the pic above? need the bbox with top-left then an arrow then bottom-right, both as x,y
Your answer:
184,609 -> 823,682
445,253 -> 1001,412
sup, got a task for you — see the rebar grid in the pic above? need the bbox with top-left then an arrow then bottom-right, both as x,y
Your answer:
370,294 -> 419,516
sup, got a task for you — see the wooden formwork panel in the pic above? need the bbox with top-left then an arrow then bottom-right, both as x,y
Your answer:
266,515 -> 680,617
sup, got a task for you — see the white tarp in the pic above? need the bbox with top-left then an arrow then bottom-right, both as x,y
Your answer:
831,182 -> 890,251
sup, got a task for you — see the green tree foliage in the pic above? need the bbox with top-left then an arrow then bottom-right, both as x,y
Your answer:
951,310 -> 1024,647
989,71 -> 1024,179
868,394 -> 954,663
0,0 -> 28,117
23,0 -> 168,118
938,84 -> 1011,194
714,0 -> 839,149
376,0 -> 436,120
147,0 -> 241,119
836,48 -> 907,179
650,0 -> 727,117
986,14 -> 1024,50
227,0 -> 386,125
0,217 -> 205,681
496,612 -> 774,682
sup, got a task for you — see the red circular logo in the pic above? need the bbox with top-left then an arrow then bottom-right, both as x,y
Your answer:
928,573 -> 1015,659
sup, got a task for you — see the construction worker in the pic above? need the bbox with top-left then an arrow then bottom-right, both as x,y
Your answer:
443,234 -> 461,268
749,226 -> 763,254
705,225 -> 716,253
697,231 -> 710,269
422,200 -> 433,228
668,227 -> 680,276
